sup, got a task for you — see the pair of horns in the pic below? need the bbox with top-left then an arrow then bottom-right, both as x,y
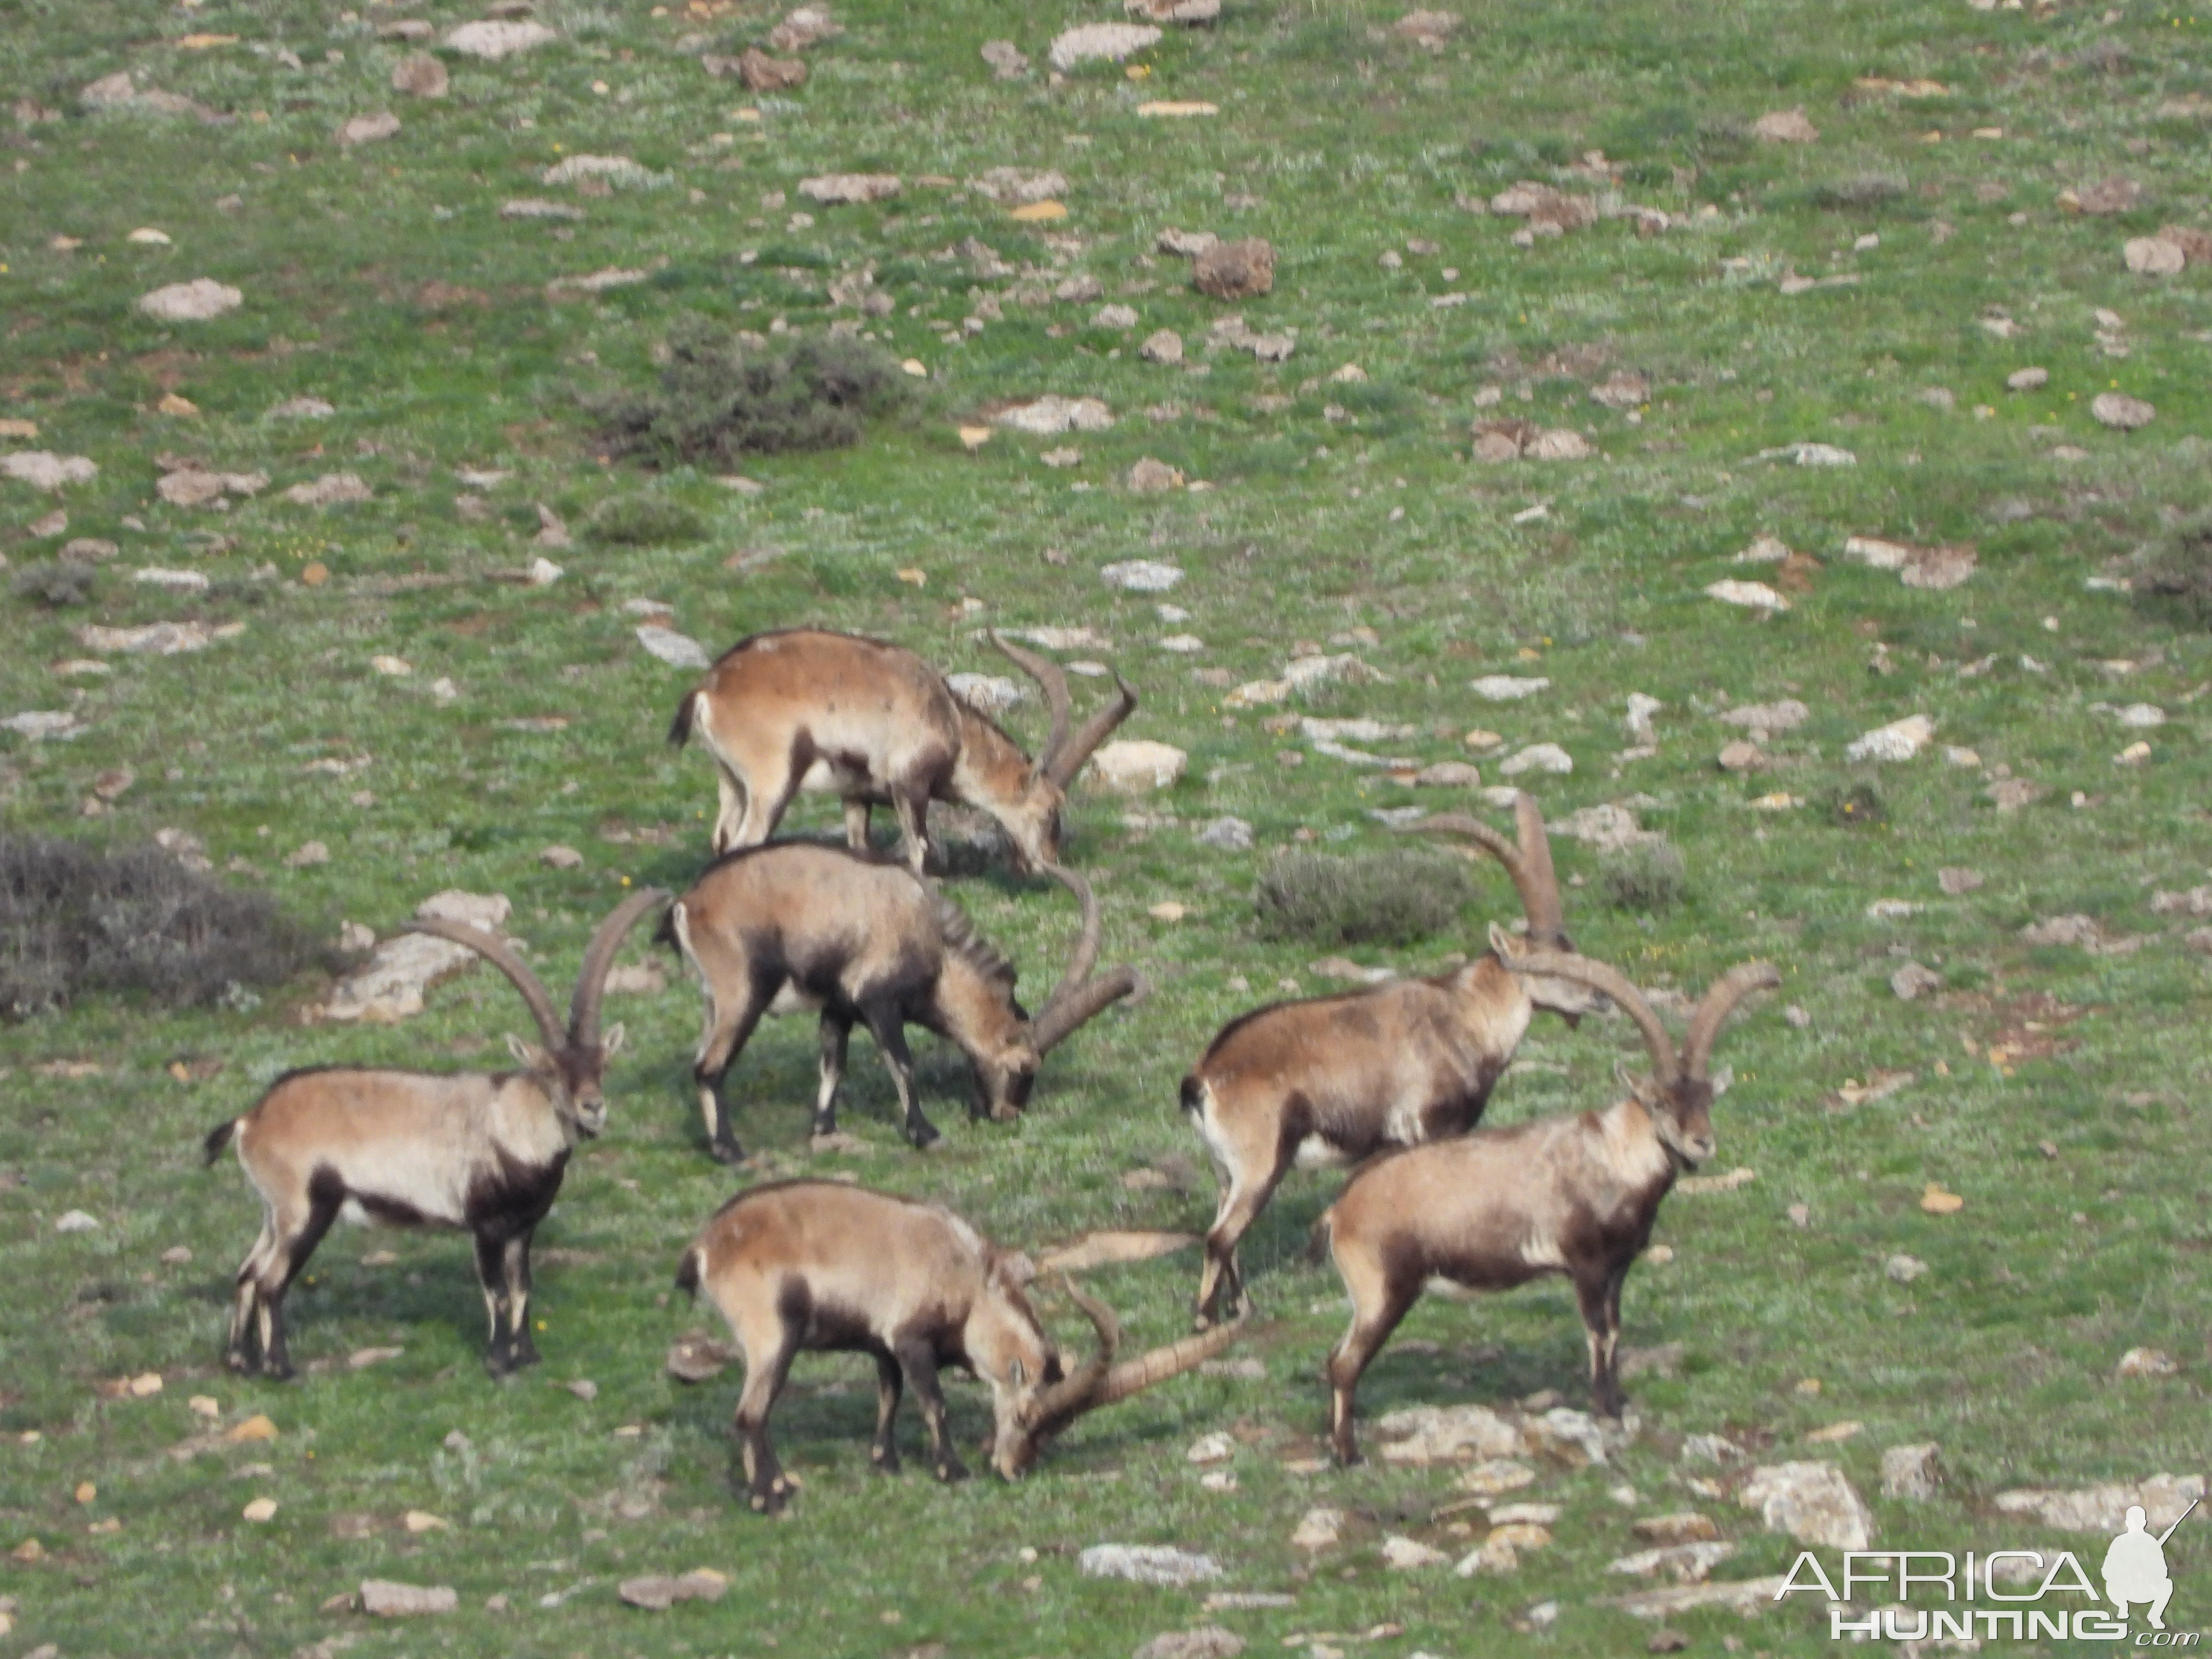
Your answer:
1507,952 -> 1779,1087
989,633 -> 1138,790
1399,793 -> 1565,942
1027,863 -> 1140,1056
1024,1278 -> 1245,1444
404,887 -> 669,1054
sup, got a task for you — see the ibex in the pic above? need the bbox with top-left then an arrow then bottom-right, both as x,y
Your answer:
1179,795 -> 1607,1327
202,889 -> 666,1379
1318,954 -> 1778,1462
668,628 -> 1136,874
666,843 -> 1136,1162
675,1179 -> 1241,1512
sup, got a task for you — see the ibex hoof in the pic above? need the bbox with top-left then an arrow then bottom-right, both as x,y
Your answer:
708,1138 -> 748,1167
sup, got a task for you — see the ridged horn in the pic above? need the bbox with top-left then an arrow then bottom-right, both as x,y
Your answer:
1506,951 -> 1680,1086
568,887 -> 671,1047
403,916 -> 566,1053
1403,802 -> 1558,939
1044,672 -> 1137,789
1681,961 -> 1779,1080
989,632 -> 1071,777
1025,1277 -> 1118,1435
1086,1317 -> 1246,1408
1513,793 -> 1565,942
1028,866 -> 1137,1054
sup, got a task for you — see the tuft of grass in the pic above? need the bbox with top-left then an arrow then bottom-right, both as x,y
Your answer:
1600,840 -> 1689,912
595,320 -> 911,467
1825,781 -> 1890,829
1813,172 -> 1907,209
2134,516 -> 2212,630
0,835 -> 323,1018
581,495 -> 706,547
1253,848 -> 1475,947
11,559 -> 97,607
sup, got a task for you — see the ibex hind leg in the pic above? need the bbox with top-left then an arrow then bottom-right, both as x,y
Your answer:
864,1006 -> 938,1149
692,982 -> 770,1166
1324,1250 -> 1416,1467
869,1351 -> 904,1475
734,1327 -> 801,1514
895,1340 -> 966,1484
812,1013 -> 852,1137
227,1218 -> 280,1372
258,1178 -> 343,1381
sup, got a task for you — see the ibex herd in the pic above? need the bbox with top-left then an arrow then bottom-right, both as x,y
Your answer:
204,621 -> 1784,1506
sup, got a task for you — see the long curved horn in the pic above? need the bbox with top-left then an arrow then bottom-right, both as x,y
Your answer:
568,887 -> 671,1047
1507,951 -> 1680,1085
1403,810 -> 1551,936
989,632 -> 1071,775
1513,793 -> 1565,941
1044,672 -> 1138,789
1029,866 -> 1137,1054
1025,1277 -> 1119,1434
403,917 -> 565,1052
1086,1317 -> 1245,1408
1681,961 -> 1779,1080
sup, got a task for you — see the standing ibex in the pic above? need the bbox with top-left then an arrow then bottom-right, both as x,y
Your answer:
666,844 -> 1136,1162
668,628 -> 1136,874
1318,954 -> 1778,1462
202,890 -> 667,1378
1179,795 -> 1607,1327
676,1180 -> 1241,1512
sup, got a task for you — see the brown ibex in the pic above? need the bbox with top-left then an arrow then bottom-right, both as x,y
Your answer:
1318,954 -> 1779,1462
202,889 -> 667,1379
1179,795 -> 1608,1327
665,843 -> 1136,1162
668,628 -> 1135,874
675,1179 -> 1241,1511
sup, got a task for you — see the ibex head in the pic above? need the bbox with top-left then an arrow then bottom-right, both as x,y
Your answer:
407,888 -> 668,1139
989,634 -> 1138,874
1506,954 -> 1779,1168
1404,794 -> 1609,1024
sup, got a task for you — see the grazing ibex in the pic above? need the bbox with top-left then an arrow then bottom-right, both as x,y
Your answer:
1318,954 -> 1779,1462
1179,794 -> 1608,1327
202,890 -> 666,1379
668,628 -> 1136,874
676,1179 -> 1241,1512
666,844 -> 1136,1162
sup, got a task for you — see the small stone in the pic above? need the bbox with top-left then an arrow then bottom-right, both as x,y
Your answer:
1127,457 -> 1185,492
1881,1443 -> 1943,1499
1196,816 -> 1253,851
285,472 -> 373,506
2124,236 -> 2185,276
1415,760 -> 1481,788
798,173 -> 901,206
636,625 -> 712,671
1087,739 -> 1188,793
241,1497 -> 278,1522
2091,392 -> 2155,430
1078,1544 -> 1222,1586
1193,238 -> 1274,300
337,110 -> 402,146
1886,1253 -> 1929,1284
443,19 -> 558,59
1752,108 -> 1820,143
1635,1514 -> 1719,1546
1704,579 -> 1789,612
1846,714 -> 1934,762
1133,1628 -> 1244,1659
1717,740 -> 1763,773
283,841 -> 331,870
1094,303 -> 1140,330
1499,743 -> 1572,777
980,39 -> 1028,78
1889,962 -> 1941,1001
2115,1346 -> 2179,1379
1139,329 -> 1185,365
2007,366 -> 2049,391
617,1569 -> 729,1611
361,1579 -> 460,1616
54,1209 -> 99,1233
137,278 -> 242,322
1049,22 -> 1162,70
1101,559 -> 1183,592
1186,1432 -> 1235,1465
392,54 -> 448,96
1739,1461 -> 1873,1550
1381,1535 -> 1452,1570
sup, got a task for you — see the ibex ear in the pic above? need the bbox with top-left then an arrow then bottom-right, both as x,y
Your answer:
1488,920 -> 1522,960
601,1022 -> 626,1058
1614,1058 -> 1658,1106
506,1032 -> 549,1070
995,1250 -> 1038,1287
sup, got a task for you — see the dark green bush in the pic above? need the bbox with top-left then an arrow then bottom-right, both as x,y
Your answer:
1600,841 -> 1689,913
0,835 -> 322,1018
1826,782 -> 1889,829
12,559 -> 97,607
2135,517 -> 2212,630
596,321 -> 910,466
1254,848 -> 1475,947
582,495 -> 706,547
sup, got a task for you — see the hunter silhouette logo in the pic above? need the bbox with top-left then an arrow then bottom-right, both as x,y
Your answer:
2107,1498 -> 2197,1632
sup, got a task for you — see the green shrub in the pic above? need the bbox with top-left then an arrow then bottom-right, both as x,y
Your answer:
582,495 -> 706,547
0,835 -> 322,1018
1600,841 -> 1689,913
596,320 -> 910,466
12,559 -> 97,607
2135,516 -> 2212,630
1253,848 -> 1475,947
1826,782 -> 1888,829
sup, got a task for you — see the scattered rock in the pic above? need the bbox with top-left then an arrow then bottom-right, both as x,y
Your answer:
1607,1542 -> 1735,1583
1605,1578 -> 1790,1619
338,111 -> 402,146
1740,1462 -> 1873,1550
1101,559 -> 1181,592
2070,176 -> 2141,216
1393,8 -> 1457,46
1460,1459 -> 1538,1496
1889,962 -> 1942,1001
392,54 -> 449,96
1376,1403 -> 1525,1465
1489,182 -> 1599,230
980,39 -> 1028,78
1846,714 -> 1933,762
1499,744 -> 1573,777
361,1580 -> 459,1616
1634,1514 -> 1719,1546
1843,535 -> 1977,590
1591,372 -> 1650,410
2,710 -> 87,741
666,1335 -> 736,1383
994,395 -> 1114,435
544,154 -> 663,189
2,452 -> 99,491
1290,1507 -> 1345,1551
1049,23 -> 1162,71
55,1209 -> 100,1233
636,625 -> 712,671
619,1570 -> 729,1611
284,841 -> 331,870
1550,803 -> 1656,852
1134,1629 -> 1244,1659
1193,239 -> 1275,300
1753,108 -> 1820,143
2115,1347 -> 2179,1379
1416,760 -> 1482,788
1079,1545 -> 1222,1587
1704,579 -> 1789,613
767,4 -> 840,50
76,621 -> 228,656
2091,392 -> 2155,430
1197,816 -> 1253,851
1881,1443 -> 1943,1499
1127,457 -> 1185,492
1141,329 -> 1185,365
1993,1474 -> 2202,1534
1094,302 -> 1140,330
323,891 -> 513,1023
1718,740 -> 1764,773
1885,1253 -> 1929,1284
285,473 -> 373,506
603,962 -> 664,996
269,396 -> 337,419
1157,227 -> 1219,258
1086,740 -> 1187,793
444,19 -> 558,59
725,47 -> 805,90
1382,1535 -> 1451,1571
798,174 -> 901,205
136,277 -> 245,323
1469,674 -> 1549,701
1937,866 -> 1983,895
157,466 -> 267,507
2020,914 -> 2101,948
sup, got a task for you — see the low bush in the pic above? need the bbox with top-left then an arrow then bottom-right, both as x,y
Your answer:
12,560 -> 97,607
582,496 -> 706,547
2136,516 -> 2212,630
1600,841 -> 1689,913
1254,848 -> 1475,947
0,835 -> 321,1018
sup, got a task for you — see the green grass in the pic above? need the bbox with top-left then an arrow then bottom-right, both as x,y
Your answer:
2,0 -> 2209,1652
